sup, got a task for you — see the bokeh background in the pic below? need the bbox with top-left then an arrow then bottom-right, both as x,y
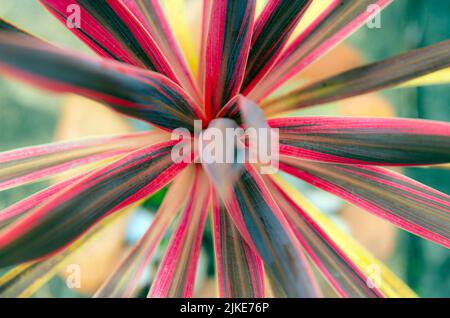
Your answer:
0,0 -> 449,297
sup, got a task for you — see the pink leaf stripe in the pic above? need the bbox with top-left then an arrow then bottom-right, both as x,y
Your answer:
218,164 -> 320,297
280,157 -> 450,249
149,167 -> 210,298
95,167 -> 194,298
0,140 -> 188,267
0,132 -> 158,191
264,40 -> 450,113
269,116 -> 450,165
212,192 -> 264,298
248,0 -> 393,102
267,177 -> 383,298
0,35 -> 204,131
204,0 -> 256,118
241,0 -> 313,94
119,0 -> 201,103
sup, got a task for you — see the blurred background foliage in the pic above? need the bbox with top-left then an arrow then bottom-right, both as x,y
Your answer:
349,0 -> 450,297
0,0 -> 449,297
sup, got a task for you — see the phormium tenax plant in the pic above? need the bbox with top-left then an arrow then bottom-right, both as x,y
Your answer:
0,0 -> 449,298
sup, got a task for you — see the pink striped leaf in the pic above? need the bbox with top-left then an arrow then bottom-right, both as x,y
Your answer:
148,167 -> 210,298
0,210 -> 124,298
40,0 -> 172,73
269,175 -> 417,298
248,0 -> 393,102
267,177 -> 383,298
241,0 -> 313,94
0,131 -> 159,191
269,116 -> 450,166
0,35 -> 204,131
0,173 -> 88,228
40,0 -> 146,67
212,192 -> 265,298
204,0 -> 256,118
95,167 -> 194,298
218,164 -> 320,297
0,140 -> 188,267
264,40 -> 450,113
280,157 -> 450,249
117,0 -> 200,102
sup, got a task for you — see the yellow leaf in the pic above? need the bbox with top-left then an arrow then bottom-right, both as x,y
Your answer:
400,67 -> 450,87
163,0 -> 200,78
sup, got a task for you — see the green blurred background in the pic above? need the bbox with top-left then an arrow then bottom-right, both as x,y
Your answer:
0,0 -> 449,297
350,0 -> 450,297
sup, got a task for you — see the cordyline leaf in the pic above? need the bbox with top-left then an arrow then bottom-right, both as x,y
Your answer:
148,167 -> 210,298
264,40 -> 450,114
40,0 -> 143,67
218,164 -> 320,297
0,209 -> 127,298
269,116 -> 450,166
0,173 -> 88,228
280,157 -> 450,249
267,177 -> 383,298
95,167 -> 194,298
241,0 -> 313,94
119,0 -> 200,103
271,175 -> 418,298
0,35 -> 204,132
248,0 -> 393,102
0,140 -> 188,267
400,67 -> 450,87
204,0 -> 256,118
212,192 -> 265,298
41,0 -> 171,73
0,131 -> 160,191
